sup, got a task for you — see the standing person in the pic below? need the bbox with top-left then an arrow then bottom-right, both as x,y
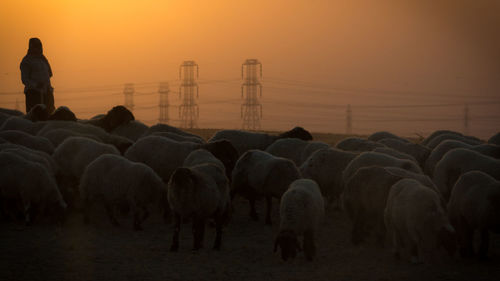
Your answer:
20,37 -> 55,113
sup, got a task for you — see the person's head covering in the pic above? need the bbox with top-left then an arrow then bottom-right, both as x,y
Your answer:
28,37 -> 43,56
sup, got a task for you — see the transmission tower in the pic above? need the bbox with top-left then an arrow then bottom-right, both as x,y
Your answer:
178,61 -> 199,128
241,59 -> 262,130
158,82 -> 170,124
123,83 -> 135,112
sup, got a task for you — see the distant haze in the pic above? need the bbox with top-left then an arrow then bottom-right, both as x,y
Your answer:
1,0 -> 499,138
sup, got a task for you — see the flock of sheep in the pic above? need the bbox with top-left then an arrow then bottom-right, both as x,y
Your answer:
0,103 -> 499,264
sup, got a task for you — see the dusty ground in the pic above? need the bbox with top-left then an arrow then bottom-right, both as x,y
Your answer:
1,130 -> 498,281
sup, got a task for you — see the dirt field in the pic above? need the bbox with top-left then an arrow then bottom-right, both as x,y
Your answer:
1,130 -> 498,281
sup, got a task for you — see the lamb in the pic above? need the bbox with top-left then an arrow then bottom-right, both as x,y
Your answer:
342,151 -> 423,184
433,148 -> 500,200
372,147 -> 418,163
424,140 -> 500,176
448,171 -> 500,260
0,130 -> 54,154
378,138 -> 430,168
489,132 -> 500,145
150,131 -> 206,144
343,166 -> 438,245
274,179 -> 324,261
368,131 -> 410,143
0,151 -> 67,224
80,105 -> 135,132
265,138 -> 329,166
384,179 -> 456,263
79,154 -> 167,230
52,137 -> 120,207
111,120 -> 149,141
335,137 -> 386,152
209,126 -> 312,156
299,148 -> 357,205
231,150 -> 301,225
142,123 -> 205,142
168,162 -> 230,251
426,133 -> 482,149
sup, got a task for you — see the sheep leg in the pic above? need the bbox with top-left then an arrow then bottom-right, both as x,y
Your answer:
23,200 -> 32,226
410,242 -> 421,264
478,229 -> 490,261
392,228 -> 403,260
249,199 -> 259,221
192,217 -> 205,250
265,196 -> 272,225
170,213 -> 181,252
213,214 -> 223,250
303,230 -> 316,261
83,198 -> 91,224
458,221 -> 474,258
133,208 -> 143,231
351,213 -> 365,245
105,203 -> 120,227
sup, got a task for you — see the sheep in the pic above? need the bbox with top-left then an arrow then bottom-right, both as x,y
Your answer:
384,178 -> 456,263
372,147 -> 418,163
433,148 -> 500,200
150,131 -> 206,144
111,120 -> 149,141
0,151 -> 67,225
79,154 -> 167,230
274,179 -> 324,261
335,137 -> 386,152
299,148 -> 357,205
209,126 -> 312,156
426,133 -> 482,149
378,138 -> 430,168
183,149 -> 225,172
343,166 -> 438,245
421,130 -> 478,147
448,171 -> 500,260
368,131 -> 410,143
48,106 -> 77,121
0,107 -> 23,116
80,105 -> 135,132
168,162 -> 230,251
24,104 -> 50,122
231,150 -> 301,225
0,143 -> 57,176
36,121 -> 133,154
38,128 -> 102,147
424,140 -> 500,176
0,116 -> 46,135
142,123 -> 205,142
52,136 -> 120,207
342,151 -> 422,184
265,138 -> 329,166
0,130 -> 54,154
489,132 -> 500,145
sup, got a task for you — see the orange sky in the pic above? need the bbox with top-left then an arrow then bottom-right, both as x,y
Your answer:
1,0 -> 499,137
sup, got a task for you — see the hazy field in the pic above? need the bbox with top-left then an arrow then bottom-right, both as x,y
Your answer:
1,130 -> 498,281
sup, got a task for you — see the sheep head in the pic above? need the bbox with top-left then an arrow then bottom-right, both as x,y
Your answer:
204,140 -> 238,181
102,105 -> 135,132
48,106 -> 77,121
278,127 -> 313,141
274,229 -> 301,261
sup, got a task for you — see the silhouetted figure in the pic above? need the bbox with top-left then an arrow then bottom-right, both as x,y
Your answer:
20,38 -> 54,113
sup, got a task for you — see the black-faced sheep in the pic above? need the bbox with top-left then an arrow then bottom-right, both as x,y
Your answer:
433,148 -> 500,200
343,166 -> 438,245
384,179 -> 456,263
231,150 -> 301,225
275,179 -> 324,261
81,105 -> 135,132
265,138 -> 329,166
0,151 -> 67,224
209,127 -> 312,156
79,154 -> 167,230
168,162 -> 230,251
448,171 -> 500,260
378,138 -> 430,168
48,106 -> 77,121
299,148 -> 357,205
335,137 -> 386,152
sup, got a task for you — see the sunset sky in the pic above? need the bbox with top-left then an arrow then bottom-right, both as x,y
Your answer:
1,0 -> 499,137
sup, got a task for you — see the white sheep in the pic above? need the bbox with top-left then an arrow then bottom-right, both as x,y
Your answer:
448,171 -> 500,260
373,147 -> 418,163
265,138 -> 329,166
111,120 -> 149,142
299,147 -> 358,205
0,130 -> 54,154
421,130 -> 475,146
342,151 -> 422,184
79,154 -> 167,230
424,140 -> 500,176
343,166 -> 438,245
231,150 -> 301,225
335,137 -> 386,152
142,123 -> 205,142
38,128 -> 102,147
125,136 -> 238,183
426,133 -> 483,149
274,179 -> 324,261
209,126 -> 312,156
384,178 -> 456,263
488,132 -> 500,145
433,148 -> 500,200
0,151 -> 67,224
378,138 -> 430,168
183,149 -> 225,172
0,116 -> 46,135
0,107 -> 23,116
168,162 -> 230,251
0,143 -> 57,176
150,131 -> 206,144
368,131 -> 410,143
